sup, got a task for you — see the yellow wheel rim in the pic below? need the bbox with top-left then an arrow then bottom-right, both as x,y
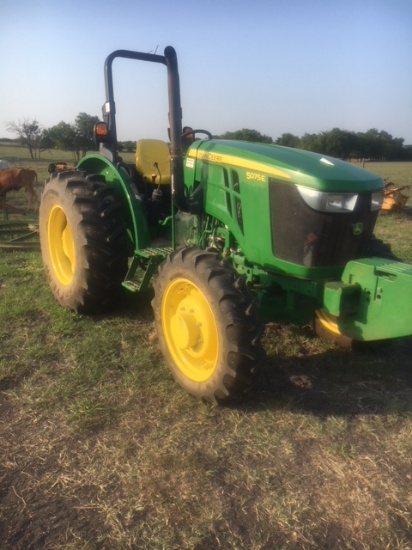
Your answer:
161,277 -> 219,382
47,205 -> 75,286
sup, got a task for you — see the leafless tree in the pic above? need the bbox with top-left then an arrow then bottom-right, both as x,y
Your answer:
6,118 -> 43,159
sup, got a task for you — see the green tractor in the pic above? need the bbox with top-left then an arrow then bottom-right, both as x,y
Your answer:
39,46 -> 412,404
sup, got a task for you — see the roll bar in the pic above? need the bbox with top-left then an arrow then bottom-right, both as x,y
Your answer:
103,46 -> 188,211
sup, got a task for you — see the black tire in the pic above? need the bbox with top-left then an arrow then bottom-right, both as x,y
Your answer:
152,246 -> 264,404
39,171 -> 128,313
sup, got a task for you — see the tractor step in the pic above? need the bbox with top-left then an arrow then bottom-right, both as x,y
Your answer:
136,245 -> 173,259
122,280 -> 142,292
122,244 -> 174,293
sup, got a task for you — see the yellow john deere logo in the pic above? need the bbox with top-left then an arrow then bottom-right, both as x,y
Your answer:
352,222 -> 363,236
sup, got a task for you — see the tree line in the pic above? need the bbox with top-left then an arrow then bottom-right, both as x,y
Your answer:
5,116 -> 412,162
221,128 -> 412,161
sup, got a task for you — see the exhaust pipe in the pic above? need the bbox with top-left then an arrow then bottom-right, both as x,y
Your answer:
164,46 -> 189,212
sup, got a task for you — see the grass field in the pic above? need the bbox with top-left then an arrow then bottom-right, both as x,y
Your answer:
1,143 -> 412,549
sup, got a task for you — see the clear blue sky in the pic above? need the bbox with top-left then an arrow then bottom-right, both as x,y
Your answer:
1,0 -> 412,144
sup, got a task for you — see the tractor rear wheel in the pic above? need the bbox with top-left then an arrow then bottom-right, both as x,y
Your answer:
153,246 -> 264,404
39,171 -> 128,313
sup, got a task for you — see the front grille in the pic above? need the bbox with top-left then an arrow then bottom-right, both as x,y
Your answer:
269,179 -> 378,267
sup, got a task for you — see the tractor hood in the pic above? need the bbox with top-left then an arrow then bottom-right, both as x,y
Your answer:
187,140 -> 384,193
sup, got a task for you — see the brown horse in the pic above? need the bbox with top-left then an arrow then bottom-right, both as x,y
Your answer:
0,168 -> 39,211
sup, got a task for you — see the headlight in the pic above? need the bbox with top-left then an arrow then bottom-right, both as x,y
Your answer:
371,190 -> 383,211
297,186 -> 358,213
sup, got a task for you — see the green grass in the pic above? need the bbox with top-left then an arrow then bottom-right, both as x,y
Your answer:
357,161 -> 412,187
375,212 -> 412,262
1,146 -> 412,549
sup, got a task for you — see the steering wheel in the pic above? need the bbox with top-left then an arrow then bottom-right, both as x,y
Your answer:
181,128 -> 213,140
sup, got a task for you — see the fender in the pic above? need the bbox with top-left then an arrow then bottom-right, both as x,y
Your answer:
78,154 -> 149,252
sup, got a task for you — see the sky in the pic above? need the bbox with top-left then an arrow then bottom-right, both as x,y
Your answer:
1,0 -> 412,144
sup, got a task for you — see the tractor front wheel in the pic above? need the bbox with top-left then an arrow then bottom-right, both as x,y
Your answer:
39,171 -> 128,313
153,247 -> 264,404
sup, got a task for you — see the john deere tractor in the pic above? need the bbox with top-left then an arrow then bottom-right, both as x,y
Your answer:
39,46 -> 412,404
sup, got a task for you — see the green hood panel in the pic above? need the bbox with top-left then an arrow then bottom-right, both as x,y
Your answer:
190,140 -> 383,193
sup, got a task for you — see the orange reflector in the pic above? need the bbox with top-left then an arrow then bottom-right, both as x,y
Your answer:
95,122 -> 108,137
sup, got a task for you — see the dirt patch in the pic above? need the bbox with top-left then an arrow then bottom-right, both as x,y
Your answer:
0,397 -> 103,549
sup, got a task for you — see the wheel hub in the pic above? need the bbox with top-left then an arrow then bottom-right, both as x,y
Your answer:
161,277 -> 219,382
171,311 -> 200,350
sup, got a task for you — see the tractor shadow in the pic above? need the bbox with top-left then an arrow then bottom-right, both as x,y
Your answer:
246,326 -> 412,418
101,287 -> 412,419
99,287 -> 155,323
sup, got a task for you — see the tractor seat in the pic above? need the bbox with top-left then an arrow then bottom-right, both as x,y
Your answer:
135,139 -> 171,185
